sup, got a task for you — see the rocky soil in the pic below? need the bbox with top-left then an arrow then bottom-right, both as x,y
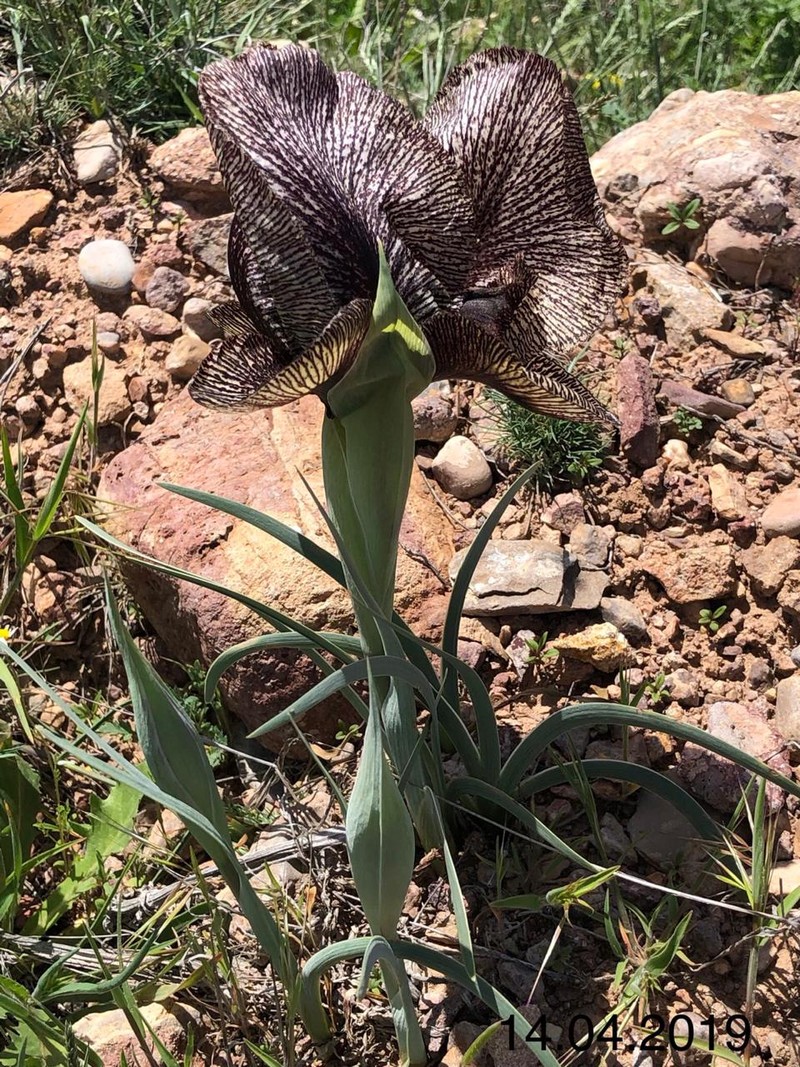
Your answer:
2,87 -> 800,1066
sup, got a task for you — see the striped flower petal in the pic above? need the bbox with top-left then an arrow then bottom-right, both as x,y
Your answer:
198,44 -> 475,320
188,300 -> 372,410
424,47 -> 625,359
425,311 -> 615,425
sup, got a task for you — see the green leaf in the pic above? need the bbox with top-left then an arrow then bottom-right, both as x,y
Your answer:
684,217 -> 700,229
424,787 -> 475,979
31,404 -> 87,541
204,631 -> 361,704
247,654 -> 437,739
1,427 -> 31,570
661,220 -> 681,234
345,669 -> 415,938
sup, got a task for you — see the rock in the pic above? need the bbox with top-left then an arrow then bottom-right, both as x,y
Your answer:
72,1002 -> 202,1066
96,330 -> 121,357
637,261 -> 733,349
617,352 -> 659,467
719,378 -> 755,407
707,464 -> 748,521
0,189 -> 53,243
591,88 -> 800,289
540,492 -> 585,533
132,242 -> 186,292
600,812 -> 633,861
639,539 -> 736,603
703,328 -> 766,358
600,596 -> 648,642
98,391 -> 453,749
679,701 -> 791,812
412,385 -> 457,443
568,523 -> 613,569
551,623 -> 634,672
769,858 -> 800,896
63,356 -> 131,425
431,435 -> 492,499
145,265 -> 189,313
664,667 -> 701,707
708,438 -> 754,472
184,213 -> 232,276
659,379 -> 743,419
775,676 -> 800,743
706,215 -> 800,290
166,334 -> 210,381
449,539 -> 607,616
123,304 -> 181,340
149,127 -> 230,211
78,238 -> 135,295
741,537 -> 800,597
628,789 -> 703,870
181,296 -> 221,341
72,119 -> 122,184
778,570 -> 800,620
662,438 -> 691,469
762,486 -> 800,538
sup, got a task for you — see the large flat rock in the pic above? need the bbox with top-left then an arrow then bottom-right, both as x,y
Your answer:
99,390 -> 453,749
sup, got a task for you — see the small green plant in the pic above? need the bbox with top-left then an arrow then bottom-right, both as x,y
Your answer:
699,604 -> 728,633
672,406 -> 704,434
524,631 -> 559,672
485,389 -> 610,487
661,197 -> 702,236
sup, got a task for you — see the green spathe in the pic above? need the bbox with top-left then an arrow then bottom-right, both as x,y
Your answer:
322,247 -> 434,623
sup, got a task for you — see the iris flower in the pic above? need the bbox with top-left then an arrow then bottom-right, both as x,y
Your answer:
189,44 -> 624,424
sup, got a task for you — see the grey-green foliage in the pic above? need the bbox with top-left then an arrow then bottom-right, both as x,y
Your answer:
2,0 -> 799,163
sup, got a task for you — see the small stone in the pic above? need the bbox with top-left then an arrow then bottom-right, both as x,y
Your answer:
762,487 -> 800,539
599,812 -> 633,860
72,119 -> 122,184
660,379 -> 743,419
600,596 -> 648,642
769,858 -> 800,896
449,539 -> 608,616
63,356 -> 131,425
132,242 -> 186,292
165,334 -> 210,381
665,667 -> 701,707
540,492 -> 585,533
639,540 -> 737,603
703,328 -> 766,358
78,238 -> 135,294
708,438 -> 754,471
149,127 -> 229,211
15,395 -> 41,428
719,378 -> 755,406
741,537 -> 800,597
184,214 -> 232,277
551,623 -> 634,672
774,676 -> 800,742
662,438 -> 691,469
95,330 -> 120,357
707,463 -> 748,521
127,376 -> 149,404
431,435 -> 492,500
568,523 -> 613,569
0,189 -> 53,243
181,296 -> 221,341
640,260 -> 734,348
145,265 -> 188,313
629,790 -> 702,870
778,571 -> 800,619
123,304 -> 181,340
617,533 -> 643,558
617,352 -> 659,468
412,386 -> 457,443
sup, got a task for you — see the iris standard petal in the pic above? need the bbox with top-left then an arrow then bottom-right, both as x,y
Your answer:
188,300 -> 372,410
198,45 -> 475,317
425,311 -> 615,425
424,47 -> 625,357
211,133 -> 337,350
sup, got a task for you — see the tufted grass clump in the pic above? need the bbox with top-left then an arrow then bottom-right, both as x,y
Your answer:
485,387 -> 611,487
